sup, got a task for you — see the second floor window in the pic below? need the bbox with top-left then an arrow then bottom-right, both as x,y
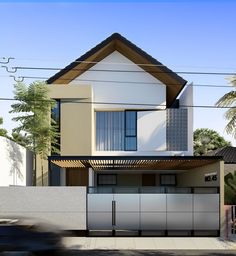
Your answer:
96,111 -> 137,151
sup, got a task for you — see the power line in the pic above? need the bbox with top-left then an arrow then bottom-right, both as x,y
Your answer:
2,57 -> 236,70
0,97 -> 235,109
6,66 -> 236,76
6,75 -> 236,88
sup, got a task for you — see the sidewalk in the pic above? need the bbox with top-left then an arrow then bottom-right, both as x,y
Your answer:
63,237 -> 236,250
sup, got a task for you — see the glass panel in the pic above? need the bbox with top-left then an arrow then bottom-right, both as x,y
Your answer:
160,175 -> 176,186
96,112 -> 124,151
125,111 -> 136,136
125,137 -> 137,151
51,100 -> 60,155
98,174 -> 117,185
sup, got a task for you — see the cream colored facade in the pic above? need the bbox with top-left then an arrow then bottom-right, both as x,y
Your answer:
49,84 -> 94,156
45,34 -> 224,236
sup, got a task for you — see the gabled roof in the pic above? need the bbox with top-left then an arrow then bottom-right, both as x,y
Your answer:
206,146 -> 236,164
47,33 -> 187,107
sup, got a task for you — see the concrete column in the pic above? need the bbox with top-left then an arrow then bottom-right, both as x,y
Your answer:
89,168 -> 94,187
219,160 -> 225,237
60,168 -> 66,186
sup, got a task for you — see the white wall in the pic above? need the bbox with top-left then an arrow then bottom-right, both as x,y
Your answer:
0,187 -> 86,230
179,84 -> 194,155
70,51 -> 166,110
67,51 -> 192,156
138,110 -> 166,151
0,137 -> 32,186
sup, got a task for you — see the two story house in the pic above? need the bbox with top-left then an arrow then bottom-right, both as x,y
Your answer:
46,33 -> 224,236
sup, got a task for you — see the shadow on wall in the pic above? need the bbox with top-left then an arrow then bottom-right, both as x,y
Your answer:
6,139 -> 24,185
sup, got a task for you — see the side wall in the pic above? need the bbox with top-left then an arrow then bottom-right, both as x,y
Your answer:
0,187 -> 87,230
0,137 -> 32,186
49,84 -> 93,155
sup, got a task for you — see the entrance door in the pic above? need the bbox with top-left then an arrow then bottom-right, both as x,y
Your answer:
142,174 -> 156,186
66,168 -> 88,186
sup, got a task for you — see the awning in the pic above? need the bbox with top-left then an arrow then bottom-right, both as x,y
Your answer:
48,155 -> 223,171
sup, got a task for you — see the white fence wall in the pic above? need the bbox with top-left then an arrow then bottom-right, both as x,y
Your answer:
0,187 -> 87,230
0,137 -> 32,186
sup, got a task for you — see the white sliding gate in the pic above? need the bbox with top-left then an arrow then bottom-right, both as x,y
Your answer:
87,189 -> 220,233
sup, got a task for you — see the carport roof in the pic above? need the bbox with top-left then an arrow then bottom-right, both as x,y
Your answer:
48,155 -> 222,171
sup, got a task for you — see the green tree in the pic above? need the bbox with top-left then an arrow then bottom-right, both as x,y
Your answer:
10,81 -> 59,185
194,128 -> 231,156
216,76 -> 236,139
11,131 -> 30,148
225,171 -> 236,205
0,117 -> 8,137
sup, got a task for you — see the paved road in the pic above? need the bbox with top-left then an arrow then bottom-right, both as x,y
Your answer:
65,249 -> 236,256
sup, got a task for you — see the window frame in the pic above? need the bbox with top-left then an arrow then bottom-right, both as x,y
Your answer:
124,110 -> 137,151
97,174 -> 117,186
160,174 -> 177,186
95,110 -> 137,151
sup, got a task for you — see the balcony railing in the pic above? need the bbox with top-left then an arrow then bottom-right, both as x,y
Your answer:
87,186 -> 219,194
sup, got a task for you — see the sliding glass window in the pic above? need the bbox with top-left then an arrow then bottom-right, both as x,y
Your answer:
96,111 -> 137,151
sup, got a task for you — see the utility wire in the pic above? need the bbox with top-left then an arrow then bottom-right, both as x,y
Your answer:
7,66 -> 236,76
2,57 -> 236,70
7,75 -> 236,88
0,97 -> 235,109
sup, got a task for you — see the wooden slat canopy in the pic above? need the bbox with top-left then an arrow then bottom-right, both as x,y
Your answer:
49,156 -> 222,171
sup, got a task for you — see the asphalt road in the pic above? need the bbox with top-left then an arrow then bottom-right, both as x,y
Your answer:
65,250 -> 236,256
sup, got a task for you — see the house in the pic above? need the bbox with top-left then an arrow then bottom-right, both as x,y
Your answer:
206,146 -> 236,176
0,136 -> 32,186
45,33 -> 224,236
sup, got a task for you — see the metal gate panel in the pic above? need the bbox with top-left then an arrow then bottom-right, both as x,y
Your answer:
88,212 -> 113,230
87,193 -> 113,230
141,212 -> 166,230
115,212 -> 140,230
114,194 -> 139,212
141,194 -> 166,212
114,194 -> 139,230
167,194 -> 193,212
194,212 -> 219,230
88,194 -> 113,212
167,212 -> 193,230
194,194 -> 219,212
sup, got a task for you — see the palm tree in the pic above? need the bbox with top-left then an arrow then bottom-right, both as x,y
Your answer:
225,171 -> 236,205
10,81 -> 59,185
0,117 -> 7,137
216,76 -> 236,139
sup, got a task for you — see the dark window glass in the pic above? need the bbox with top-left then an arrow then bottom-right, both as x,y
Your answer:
160,174 -> 176,186
125,137 -> 137,151
51,100 -> 60,155
98,174 -> 117,186
125,111 -> 137,136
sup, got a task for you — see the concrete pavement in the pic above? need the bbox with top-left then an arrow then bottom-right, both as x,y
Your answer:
63,237 -> 236,250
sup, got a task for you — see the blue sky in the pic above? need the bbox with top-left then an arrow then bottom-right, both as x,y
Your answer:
0,1 -> 236,145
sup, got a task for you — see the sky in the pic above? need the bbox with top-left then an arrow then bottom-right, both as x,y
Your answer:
0,0 -> 236,145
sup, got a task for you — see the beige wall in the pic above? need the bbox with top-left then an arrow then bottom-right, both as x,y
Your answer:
36,155 -> 48,186
117,174 -> 142,186
49,84 -> 93,156
177,162 -> 222,187
224,163 -> 236,176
